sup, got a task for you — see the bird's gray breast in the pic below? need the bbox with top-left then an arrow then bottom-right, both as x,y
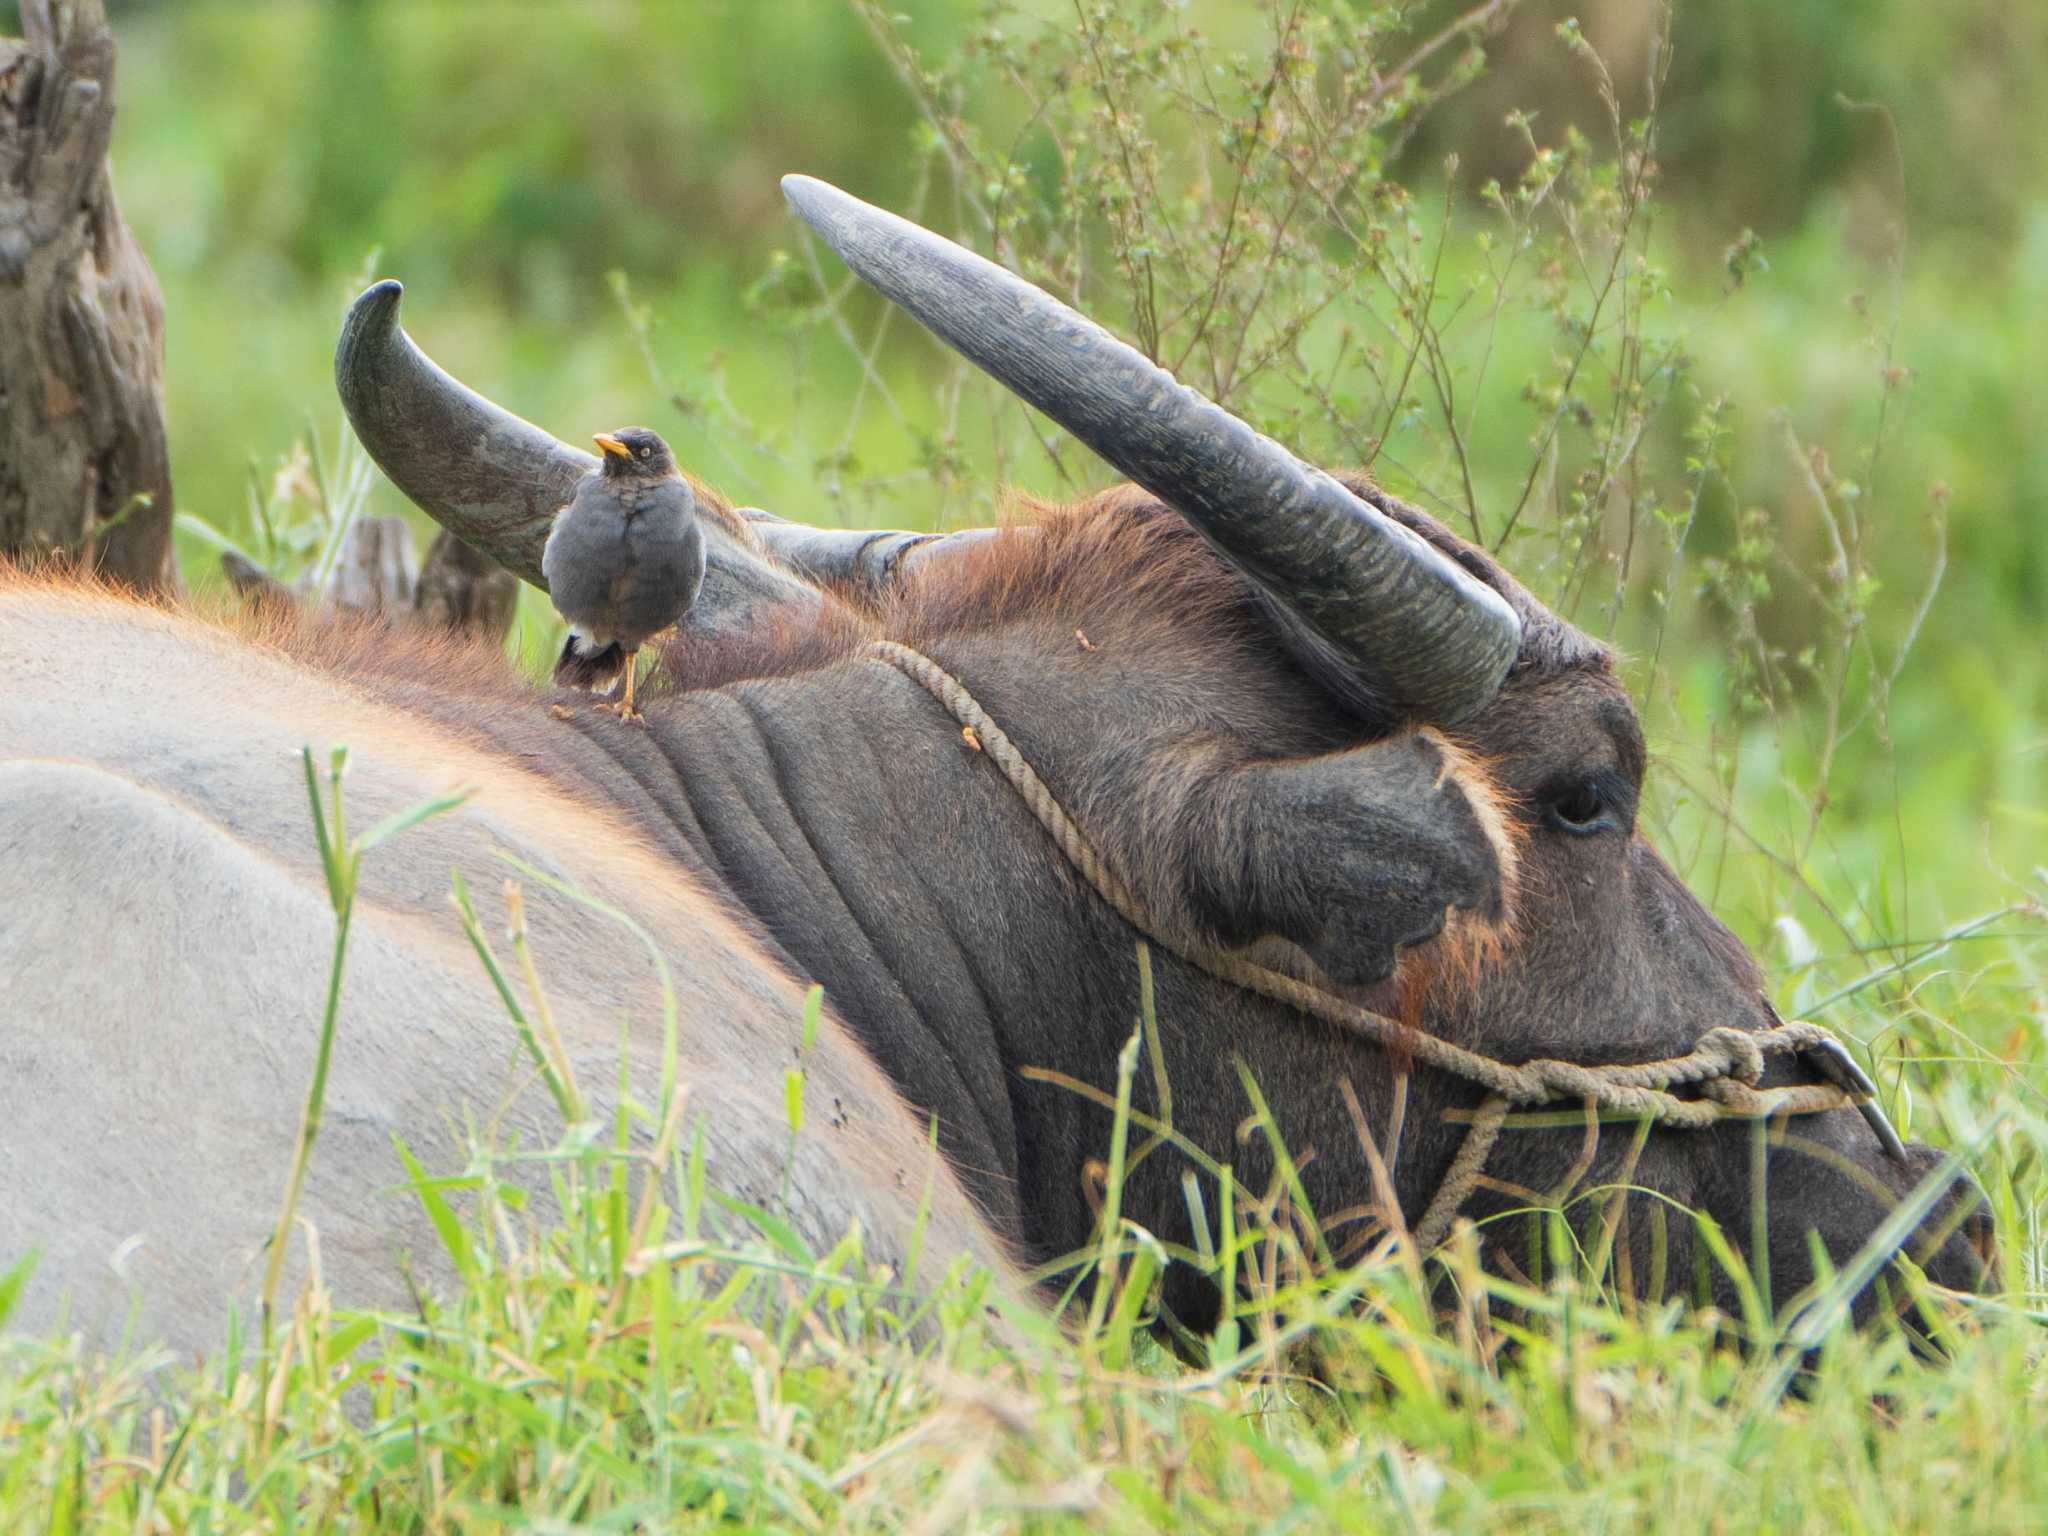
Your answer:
542,475 -> 705,647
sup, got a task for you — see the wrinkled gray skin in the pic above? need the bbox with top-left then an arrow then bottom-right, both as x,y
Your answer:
0,588 -> 1020,1358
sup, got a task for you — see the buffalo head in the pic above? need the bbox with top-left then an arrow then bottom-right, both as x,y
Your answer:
334,178 -> 1991,1332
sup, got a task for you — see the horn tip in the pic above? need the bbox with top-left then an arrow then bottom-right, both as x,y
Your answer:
781,173 -> 857,234
344,278 -> 405,331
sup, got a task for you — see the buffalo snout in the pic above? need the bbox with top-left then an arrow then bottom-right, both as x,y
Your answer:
1894,1141 -> 1998,1296
1763,1123 -> 1999,1328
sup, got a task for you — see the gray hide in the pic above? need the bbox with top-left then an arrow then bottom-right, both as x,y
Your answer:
0,586 -> 1017,1359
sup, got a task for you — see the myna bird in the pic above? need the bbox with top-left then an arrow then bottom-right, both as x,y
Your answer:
542,427 -> 705,720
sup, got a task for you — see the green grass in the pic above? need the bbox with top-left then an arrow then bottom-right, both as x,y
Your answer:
1,899 -> 2042,1531
4,1229 -> 2043,1531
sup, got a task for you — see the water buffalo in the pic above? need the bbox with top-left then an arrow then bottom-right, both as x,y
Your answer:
0,178 -> 1989,1358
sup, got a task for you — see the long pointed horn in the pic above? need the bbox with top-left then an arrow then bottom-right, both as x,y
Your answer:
335,280 -> 592,589
781,176 -> 1521,723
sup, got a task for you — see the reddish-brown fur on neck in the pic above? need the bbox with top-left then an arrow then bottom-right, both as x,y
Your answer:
656,475 -> 1605,698
892,487 -> 1261,654
655,486 -> 1264,696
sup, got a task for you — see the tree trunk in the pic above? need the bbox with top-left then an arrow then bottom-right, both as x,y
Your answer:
327,515 -> 418,621
414,527 -> 519,638
221,520 -> 521,646
0,0 -> 177,591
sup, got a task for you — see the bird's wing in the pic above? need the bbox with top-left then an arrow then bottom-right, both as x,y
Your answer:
541,478 -> 628,636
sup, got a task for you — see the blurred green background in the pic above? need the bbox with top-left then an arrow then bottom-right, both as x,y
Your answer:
76,0 -> 2048,1055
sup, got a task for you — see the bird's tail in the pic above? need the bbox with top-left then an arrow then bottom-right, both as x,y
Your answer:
553,633 -> 628,695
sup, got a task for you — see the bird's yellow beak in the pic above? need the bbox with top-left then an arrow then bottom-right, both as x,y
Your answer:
593,433 -> 631,459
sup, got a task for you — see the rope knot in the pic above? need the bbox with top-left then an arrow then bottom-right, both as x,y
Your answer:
1774,1019 -> 1835,1053
1691,1026 -> 1767,1087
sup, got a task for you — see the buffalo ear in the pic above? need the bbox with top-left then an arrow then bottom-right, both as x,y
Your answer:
1186,729 -> 1518,991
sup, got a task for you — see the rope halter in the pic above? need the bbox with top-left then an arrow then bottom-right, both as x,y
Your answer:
868,640 -> 1906,1251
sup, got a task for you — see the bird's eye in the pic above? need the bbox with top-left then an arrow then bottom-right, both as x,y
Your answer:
637,445 -> 651,459
1549,780 -> 1610,835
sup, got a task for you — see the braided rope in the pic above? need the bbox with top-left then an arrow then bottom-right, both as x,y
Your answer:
868,640 -> 1877,1246
1413,1096 -> 1510,1250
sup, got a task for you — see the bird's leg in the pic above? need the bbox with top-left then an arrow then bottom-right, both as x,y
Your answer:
612,652 -> 644,722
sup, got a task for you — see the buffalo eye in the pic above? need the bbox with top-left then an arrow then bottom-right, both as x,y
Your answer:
1548,779 -> 1613,835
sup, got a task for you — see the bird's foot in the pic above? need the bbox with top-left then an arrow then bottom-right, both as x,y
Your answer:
605,701 -> 647,725
549,703 -> 576,721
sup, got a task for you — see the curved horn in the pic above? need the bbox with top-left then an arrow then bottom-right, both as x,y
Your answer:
781,175 -> 1522,724
335,280 -> 592,589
